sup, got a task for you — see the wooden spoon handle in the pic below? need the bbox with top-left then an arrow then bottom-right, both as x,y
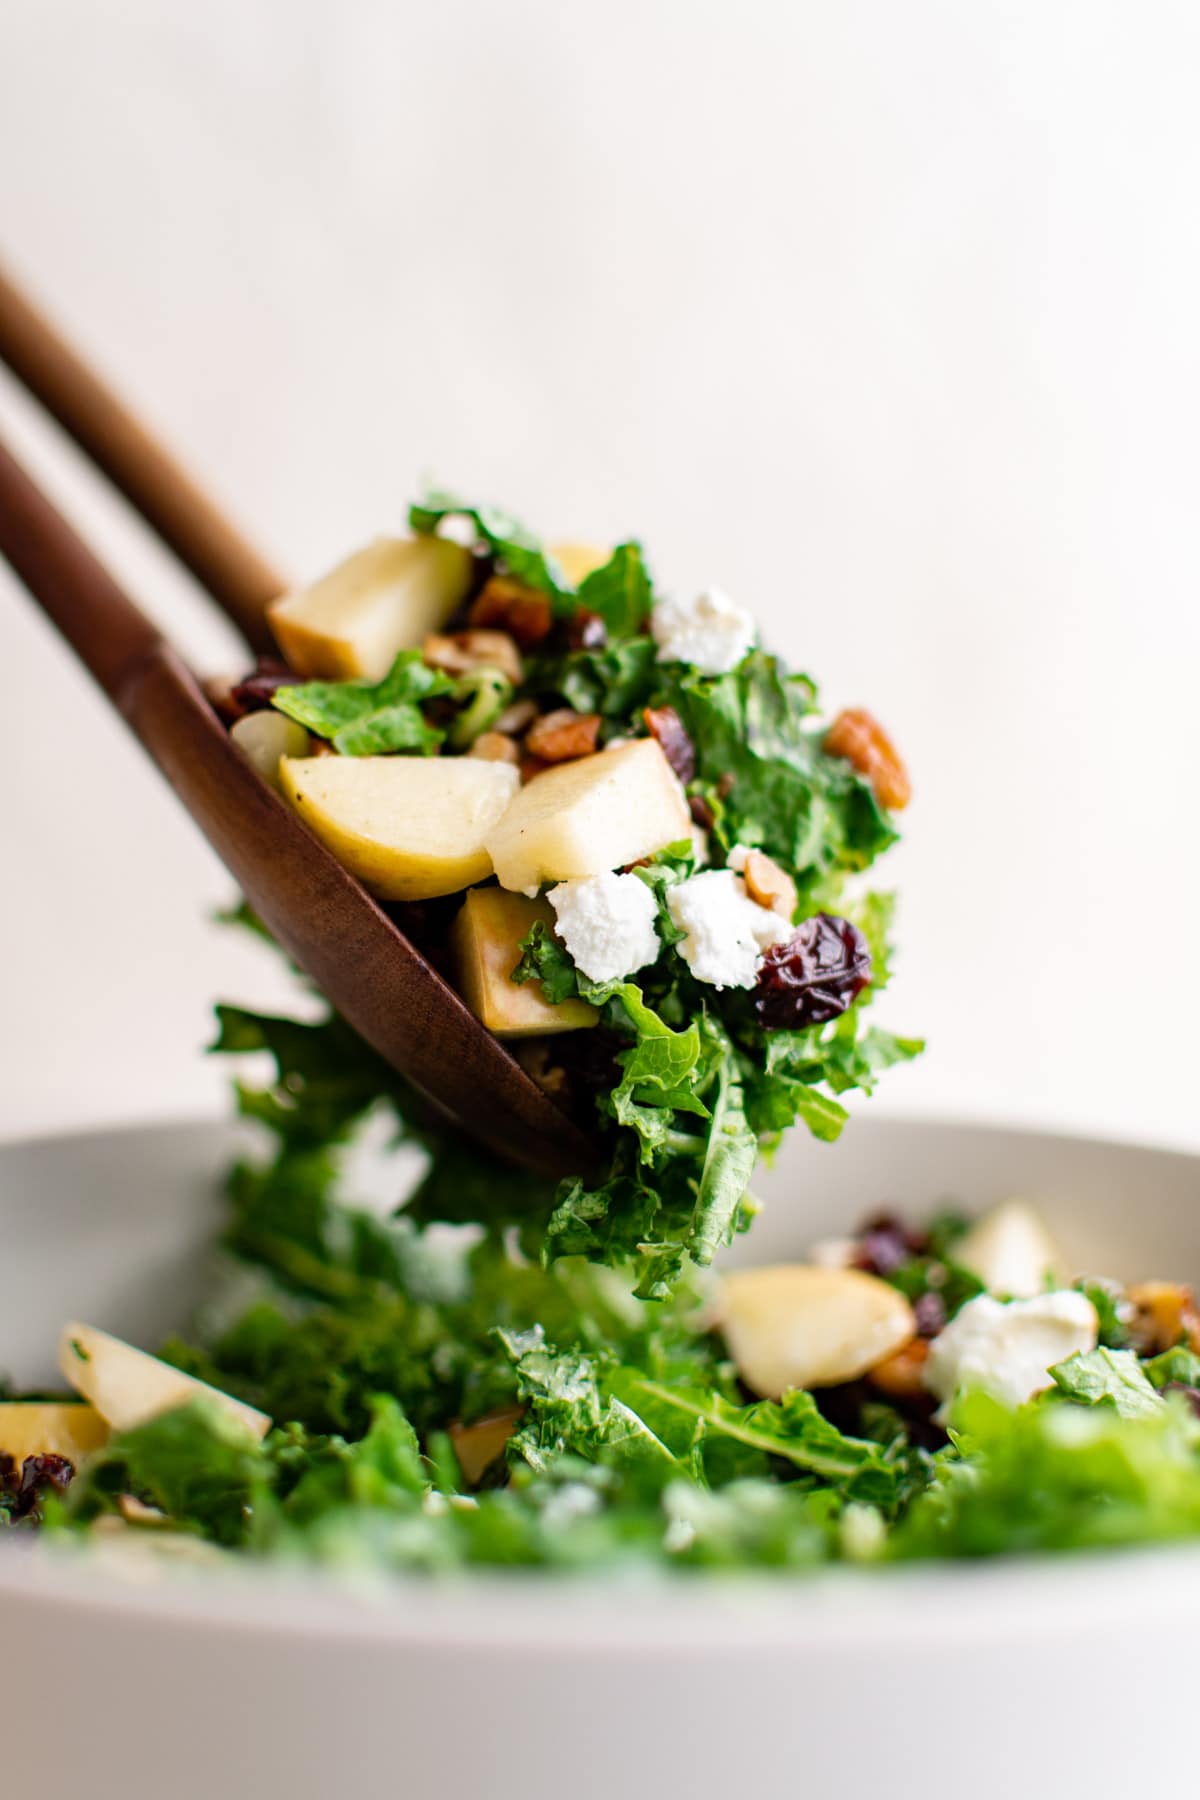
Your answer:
0,432 -> 591,1179
0,264 -> 282,654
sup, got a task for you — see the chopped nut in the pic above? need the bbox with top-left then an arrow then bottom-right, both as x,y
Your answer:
824,708 -> 911,811
423,629 -> 524,685
1128,1281 -> 1200,1355
494,697 -> 538,735
468,731 -> 520,764
524,707 -> 602,763
448,1407 -> 524,1487
515,1039 -> 571,1099
520,753 -> 552,784
468,576 -> 553,649
868,1336 -> 928,1398
742,848 -> 797,920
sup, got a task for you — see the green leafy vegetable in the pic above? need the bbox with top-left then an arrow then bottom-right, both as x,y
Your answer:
409,493 -> 572,608
576,542 -> 654,636
1050,1347 -> 1165,1419
272,651 -> 454,756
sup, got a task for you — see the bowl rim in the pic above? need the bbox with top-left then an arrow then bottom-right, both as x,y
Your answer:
4,1108 -> 1200,1646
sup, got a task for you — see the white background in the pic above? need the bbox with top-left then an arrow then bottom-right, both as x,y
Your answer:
2,1 -> 1198,1148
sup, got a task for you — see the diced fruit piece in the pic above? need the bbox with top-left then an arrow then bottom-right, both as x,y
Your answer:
448,1406 -> 523,1485
268,536 -> 474,682
280,755 -> 519,901
717,1265 -> 917,1398
229,710 -> 311,791
59,1323 -> 271,1439
449,889 -> 598,1037
550,542 -> 609,586
485,739 -> 690,896
955,1200 -> 1058,1299
0,1401 -> 108,1466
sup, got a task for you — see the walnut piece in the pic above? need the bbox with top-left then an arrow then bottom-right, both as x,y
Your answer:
825,707 -> 911,811
524,707 -> 602,763
423,629 -> 523,685
468,576 -> 553,649
742,847 -> 797,920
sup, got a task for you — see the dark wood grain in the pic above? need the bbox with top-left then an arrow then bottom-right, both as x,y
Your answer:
0,436 -> 594,1179
0,263 -> 281,653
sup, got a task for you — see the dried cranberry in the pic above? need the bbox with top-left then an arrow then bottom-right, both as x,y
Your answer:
754,914 -> 871,1029
566,608 -> 608,652
689,794 -> 716,832
642,706 -> 696,783
855,1216 -> 911,1277
914,1291 -> 947,1338
231,658 -> 302,715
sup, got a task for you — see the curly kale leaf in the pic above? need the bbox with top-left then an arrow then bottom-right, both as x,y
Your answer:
271,650 -> 454,755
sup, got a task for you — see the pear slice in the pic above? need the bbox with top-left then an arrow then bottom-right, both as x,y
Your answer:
955,1200 -> 1059,1298
549,542 -> 610,587
59,1324 -> 271,1440
281,753 -> 520,901
718,1265 -> 917,1398
268,536 -> 474,681
485,739 -> 690,895
0,1401 -> 109,1466
449,889 -> 598,1037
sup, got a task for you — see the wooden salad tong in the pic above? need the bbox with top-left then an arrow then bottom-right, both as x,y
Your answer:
0,264 -> 593,1178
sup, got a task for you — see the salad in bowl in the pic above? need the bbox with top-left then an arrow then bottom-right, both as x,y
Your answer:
5,494 -> 1200,1572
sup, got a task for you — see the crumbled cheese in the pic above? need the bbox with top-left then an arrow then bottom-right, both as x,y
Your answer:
807,1235 -> 859,1270
924,1291 -> 1099,1414
548,871 -> 660,983
650,587 -> 756,675
666,869 -> 791,988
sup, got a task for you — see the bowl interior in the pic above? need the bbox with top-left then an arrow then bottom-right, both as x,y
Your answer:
2,1110 -> 1198,1388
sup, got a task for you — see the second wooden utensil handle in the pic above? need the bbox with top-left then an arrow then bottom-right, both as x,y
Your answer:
0,264 -> 283,654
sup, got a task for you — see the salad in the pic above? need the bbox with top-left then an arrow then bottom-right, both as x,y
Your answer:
5,494 -> 1200,1571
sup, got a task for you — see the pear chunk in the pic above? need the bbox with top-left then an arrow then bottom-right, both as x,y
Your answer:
269,536 -> 474,681
0,1401 -> 109,1466
955,1200 -> 1059,1298
281,754 -> 520,900
549,542 -> 609,586
59,1323 -> 271,1440
449,889 -> 598,1037
718,1265 -> 917,1398
485,739 -> 690,895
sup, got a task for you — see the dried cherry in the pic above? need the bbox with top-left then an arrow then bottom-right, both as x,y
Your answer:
230,658 -> 302,716
1,1452 -> 75,1521
755,914 -> 871,1029
643,706 -> 696,783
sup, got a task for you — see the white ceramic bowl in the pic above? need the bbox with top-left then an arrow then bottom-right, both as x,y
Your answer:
3,1113 -> 1199,1800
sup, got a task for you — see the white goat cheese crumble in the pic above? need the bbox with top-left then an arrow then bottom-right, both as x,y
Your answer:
923,1290 -> 1099,1414
666,869 -> 790,989
548,871 -> 660,983
650,587 -> 756,676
